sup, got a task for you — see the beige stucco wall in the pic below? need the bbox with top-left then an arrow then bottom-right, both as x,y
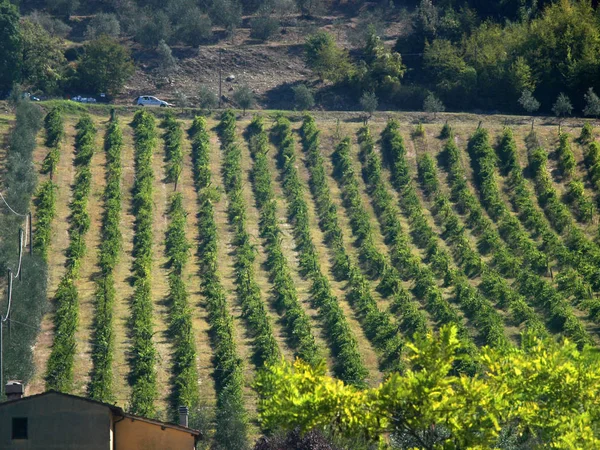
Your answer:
0,393 -> 111,450
115,417 -> 196,450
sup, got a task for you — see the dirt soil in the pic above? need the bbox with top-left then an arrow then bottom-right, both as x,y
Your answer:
123,42 -> 312,109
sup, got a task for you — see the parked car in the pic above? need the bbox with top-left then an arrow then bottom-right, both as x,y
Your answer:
135,96 -> 171,107
22,92 -> 41,101
72,95 -> 97,104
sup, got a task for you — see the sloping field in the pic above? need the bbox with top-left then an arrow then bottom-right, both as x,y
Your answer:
23,107 -> 600,440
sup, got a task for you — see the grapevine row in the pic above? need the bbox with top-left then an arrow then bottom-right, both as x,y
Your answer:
378,121 -> 481,364
415,148 -> 546,339
33,181 -> 57,260
297,117 -> 407,372
271,116 -> 368,386
165,193 -> 200,419
45,115 -> 96,391
128,110 -> 158,416
41,106 -> 63,179
442,130 -> 591,345
245,116 -> 321,366
498,129 -> 600,299
583,141 -> 600,242
34,107 -> 63,258
525,133 -> 600,275
162,113 -> 184,188
353,126 -> 510,349
190,116 -> 249,445
88,116 -> 123,402
217,111 -> 280,367
300,117 -> 429,346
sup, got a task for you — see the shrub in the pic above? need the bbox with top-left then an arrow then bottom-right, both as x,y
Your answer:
293,84 -> 315,111
233,85 -> 255,115
85,13 -> 120,39
250,15 -> 279,41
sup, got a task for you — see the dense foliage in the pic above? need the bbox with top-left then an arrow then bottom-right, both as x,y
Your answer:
0,100 -> 47,385
257,325 -> 600,448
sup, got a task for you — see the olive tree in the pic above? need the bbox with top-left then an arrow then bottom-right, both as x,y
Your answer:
233,85 -> 255,115
519,89 -> 540,129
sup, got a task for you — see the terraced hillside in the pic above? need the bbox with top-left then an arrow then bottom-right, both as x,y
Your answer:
19,107 -> 600,441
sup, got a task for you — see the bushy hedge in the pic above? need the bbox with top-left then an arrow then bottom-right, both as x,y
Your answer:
190,115 -> 249,448
271,115 -> 368,386
246,116 -> 321,366
128,110 -> 158,416
0,100 -> 47,386
46,114 -> 97,392
88,116 -> 123,402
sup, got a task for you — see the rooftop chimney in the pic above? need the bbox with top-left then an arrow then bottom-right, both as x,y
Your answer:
178,406 -> 189,428
5,381 -> 24,401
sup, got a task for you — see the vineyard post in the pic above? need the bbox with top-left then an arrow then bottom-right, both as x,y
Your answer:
28,212 -> 32,256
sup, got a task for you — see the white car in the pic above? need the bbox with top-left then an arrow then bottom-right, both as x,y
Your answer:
136,96 -> 171,107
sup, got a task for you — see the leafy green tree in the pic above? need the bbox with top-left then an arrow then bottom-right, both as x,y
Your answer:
293,84 -> 315,111
354,31 -> 405,95
553,93 -> 573,131
257,325 -> 600,448
250,15 -> 279,42
233,85 -> 255,115
305,31 -> 352,83
296,0 -> 325,18
423,39 -> 476,109
210,0 -> 242,41
77,36 -> 134,96
0,1 -> 21,96
134,11 -> 172,48
519,89 -> 541,128
584,87 -> 600,119
20,19 -> 66,95
157,39 -> 178,76
85,13 -> 120,40
359,91 -> 377,121
176,7 -> 212,46
28,11 -> 71,38
46,0 -> 79,18
423,92 -> 445,119
198,85 -> 218,111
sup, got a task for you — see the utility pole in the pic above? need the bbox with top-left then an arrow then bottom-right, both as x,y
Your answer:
219,49 -> 223,109
1,269 -> 13,392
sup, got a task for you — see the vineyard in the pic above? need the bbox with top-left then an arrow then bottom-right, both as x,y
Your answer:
4,106 -> 600,444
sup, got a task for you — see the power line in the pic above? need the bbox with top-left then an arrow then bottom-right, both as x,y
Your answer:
0,191 -> 27,217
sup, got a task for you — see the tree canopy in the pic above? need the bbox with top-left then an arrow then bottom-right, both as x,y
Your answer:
257,325 -> 600,448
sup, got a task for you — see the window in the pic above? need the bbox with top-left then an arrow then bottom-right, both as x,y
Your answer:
12,418 -> 28,440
